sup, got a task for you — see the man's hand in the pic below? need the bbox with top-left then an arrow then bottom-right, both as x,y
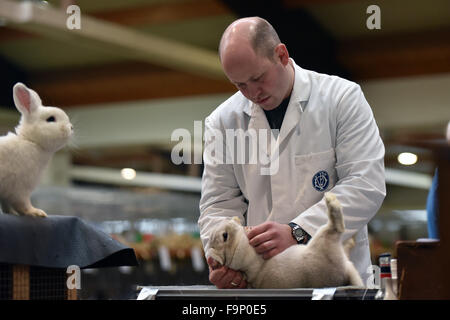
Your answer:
207,257 -> 247,289
246,221 -> 296,259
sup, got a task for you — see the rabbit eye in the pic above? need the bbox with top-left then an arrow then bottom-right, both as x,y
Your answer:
222,232 -> 228,242
46,116 -> 56,122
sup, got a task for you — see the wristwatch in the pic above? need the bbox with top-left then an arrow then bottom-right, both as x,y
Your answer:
288,222 -> 311,244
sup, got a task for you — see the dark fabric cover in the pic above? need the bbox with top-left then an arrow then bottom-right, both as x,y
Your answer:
0,214 -> 138,269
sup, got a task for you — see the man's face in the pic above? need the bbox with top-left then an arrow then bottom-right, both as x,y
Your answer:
222,45 -> 290,110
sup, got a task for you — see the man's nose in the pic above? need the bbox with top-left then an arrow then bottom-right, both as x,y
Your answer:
248,83 -> 261,99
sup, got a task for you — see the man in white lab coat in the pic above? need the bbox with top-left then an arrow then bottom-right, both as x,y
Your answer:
198,17 -> 386,289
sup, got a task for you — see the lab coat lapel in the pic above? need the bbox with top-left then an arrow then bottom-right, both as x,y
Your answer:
276,60 -> 311,145
246,102 -> 270,133
277,101 -> 301,144
268,61 -> 312,222
242,60 -> 311,166
244,98 -> 279,181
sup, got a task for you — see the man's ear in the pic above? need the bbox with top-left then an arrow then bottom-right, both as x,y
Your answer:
274,43 -> 289,66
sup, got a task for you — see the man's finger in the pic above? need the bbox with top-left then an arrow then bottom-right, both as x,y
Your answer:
237,279 -> 247,289
221,268 -> 236,283
254,240 -> 276,255
246,222 -> 270,239
218,268 -> 237,289
248,231 -> 272,247
228,272 -> 243,289
209,266 -> 228,284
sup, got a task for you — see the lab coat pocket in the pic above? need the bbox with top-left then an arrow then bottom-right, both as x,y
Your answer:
294,148 -> 337,199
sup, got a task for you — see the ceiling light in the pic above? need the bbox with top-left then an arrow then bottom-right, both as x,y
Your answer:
397,152 -> 418,166
121,168 -> 136,180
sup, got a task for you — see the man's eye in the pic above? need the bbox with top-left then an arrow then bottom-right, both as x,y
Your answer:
46,116 -> 56,122
254,74 -> 264,82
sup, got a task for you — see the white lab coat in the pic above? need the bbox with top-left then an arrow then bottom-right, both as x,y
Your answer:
199,59 -> 386,283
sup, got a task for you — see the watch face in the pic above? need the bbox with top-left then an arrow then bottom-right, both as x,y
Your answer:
293,228 -> 305,240
289,223 -> 307,243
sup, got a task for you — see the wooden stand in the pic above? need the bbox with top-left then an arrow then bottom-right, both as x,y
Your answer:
0,215 -> 137,300
396,141 -> 450,299
12,265 -> 29,300
1,264 -> 77,300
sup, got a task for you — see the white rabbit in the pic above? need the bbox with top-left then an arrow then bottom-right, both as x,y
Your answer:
0,83 -> 73,217
207,192 -> 364,288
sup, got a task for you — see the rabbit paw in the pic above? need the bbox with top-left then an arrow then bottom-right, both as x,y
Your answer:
26,208 -> 48,218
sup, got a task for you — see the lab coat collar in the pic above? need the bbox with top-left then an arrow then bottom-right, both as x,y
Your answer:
290,58 -> 312,109
243,58 -> 311,117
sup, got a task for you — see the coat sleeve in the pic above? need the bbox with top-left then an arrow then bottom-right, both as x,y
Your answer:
293,84 -> 386,240
198,115 -> 248,254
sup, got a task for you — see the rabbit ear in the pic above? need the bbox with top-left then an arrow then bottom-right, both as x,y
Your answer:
13,83 -> 40,115
231,216 -> 242,225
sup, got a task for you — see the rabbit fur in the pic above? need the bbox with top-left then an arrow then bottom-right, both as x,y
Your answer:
0,83 -> 73,217
206,192 -> 364,288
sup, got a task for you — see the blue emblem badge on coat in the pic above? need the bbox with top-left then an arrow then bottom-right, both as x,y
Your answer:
312,170 -> 329,192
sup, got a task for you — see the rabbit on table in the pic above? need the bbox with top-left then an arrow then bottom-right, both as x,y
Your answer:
0,83 -> 73,217
206,193 -> 364,288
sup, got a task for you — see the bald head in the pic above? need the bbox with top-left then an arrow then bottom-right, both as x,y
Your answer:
218,17 -> 294,110
219,17 -> 281,62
